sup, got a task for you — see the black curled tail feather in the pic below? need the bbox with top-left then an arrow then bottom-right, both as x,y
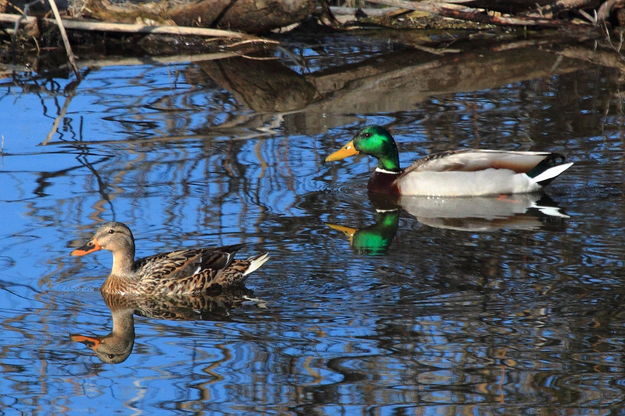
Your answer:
525,153 -> 566,186
526,153 -> 565,178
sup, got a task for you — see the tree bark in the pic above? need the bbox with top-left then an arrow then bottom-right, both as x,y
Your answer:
79,0 -> 315,33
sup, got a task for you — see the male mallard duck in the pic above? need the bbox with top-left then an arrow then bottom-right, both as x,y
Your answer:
71,222 -> 269,296
325,126 -> 573,197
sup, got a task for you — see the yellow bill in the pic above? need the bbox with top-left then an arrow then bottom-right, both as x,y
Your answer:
325,140 -> 359,162
326,223 -> 357,244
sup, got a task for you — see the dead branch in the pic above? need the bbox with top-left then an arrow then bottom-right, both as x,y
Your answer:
0,12 -> 279,44
47,0 -> 80,78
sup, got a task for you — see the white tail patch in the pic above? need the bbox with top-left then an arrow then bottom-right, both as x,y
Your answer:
243,253 -> 270,276
530,203 -> 570,218
243,295 -> 268,309
530,162 -> 573,184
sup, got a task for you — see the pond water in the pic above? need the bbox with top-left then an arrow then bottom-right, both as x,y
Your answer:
2,32 -> 625,414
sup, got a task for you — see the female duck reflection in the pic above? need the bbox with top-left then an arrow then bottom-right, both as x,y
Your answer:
327,193 -> 568,255
71,290 -> 257,364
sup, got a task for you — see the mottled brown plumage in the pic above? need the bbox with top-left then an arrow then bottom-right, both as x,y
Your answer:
71,222 -> 269,296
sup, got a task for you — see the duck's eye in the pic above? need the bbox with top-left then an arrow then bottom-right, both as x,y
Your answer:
363,132 -> 371,138
107,354 -> 115,359
108,229 -> 115,234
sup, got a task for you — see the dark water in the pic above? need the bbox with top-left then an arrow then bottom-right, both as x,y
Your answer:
2,33 -> 625,414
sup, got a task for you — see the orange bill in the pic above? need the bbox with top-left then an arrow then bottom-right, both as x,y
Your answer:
71,334 -> 102,349
325,140 -> 359,162
71,240 -> 102,256
326,223 -> 357,244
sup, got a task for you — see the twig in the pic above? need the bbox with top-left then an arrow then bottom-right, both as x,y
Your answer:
227,38 -> 278,48
238,54 -> 279,60
47,0 -> 81,79
40,91 -> 74,145
578,8 -> 598,25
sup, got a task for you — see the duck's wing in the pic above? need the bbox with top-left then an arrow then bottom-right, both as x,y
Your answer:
404,149 -> 560,174
134,244 -> 244,281
196,252 -> 270,289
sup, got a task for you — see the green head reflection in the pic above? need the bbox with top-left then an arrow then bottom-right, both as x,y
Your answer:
328,210 -> 399,255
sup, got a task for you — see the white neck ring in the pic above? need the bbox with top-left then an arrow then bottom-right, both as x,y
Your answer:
375,167 -> 400,175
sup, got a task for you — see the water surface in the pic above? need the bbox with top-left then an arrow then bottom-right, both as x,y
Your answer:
2,34 -> 625,414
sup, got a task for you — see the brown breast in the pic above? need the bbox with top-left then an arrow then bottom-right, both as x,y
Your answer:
367,170 -> 401,195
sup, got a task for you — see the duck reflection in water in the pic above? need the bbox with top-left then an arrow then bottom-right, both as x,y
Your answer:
328,191 -> 568,254
71,290 -> 257,364
328,210 -> 400,255
396,192 -> 568,232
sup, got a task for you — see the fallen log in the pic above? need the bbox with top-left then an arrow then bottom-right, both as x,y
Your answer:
74,0 -> 315,33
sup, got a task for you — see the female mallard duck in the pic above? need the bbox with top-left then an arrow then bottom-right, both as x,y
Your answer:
71,222 -> 269,296
325,126 -> 573,197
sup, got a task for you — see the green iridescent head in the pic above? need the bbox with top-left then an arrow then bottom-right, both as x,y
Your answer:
326,126 -> 401,172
